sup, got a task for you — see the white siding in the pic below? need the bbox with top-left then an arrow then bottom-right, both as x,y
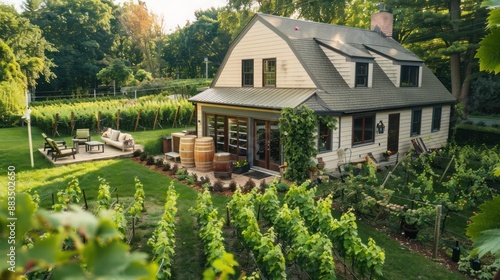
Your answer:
320,105 -> 451,170
369,51 -> 398,86
319,46 -> 353,87
215,21 -> 315,88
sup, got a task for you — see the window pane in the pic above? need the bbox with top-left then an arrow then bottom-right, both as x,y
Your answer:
352,115 -> 375,145
401,66 -> 419,87
242,59 -> 253,87
318,120 -> 332,152
355,62 -> 368,87
411,110 -> 422,135
432,107 -> 442,132
263,59 -> 276,86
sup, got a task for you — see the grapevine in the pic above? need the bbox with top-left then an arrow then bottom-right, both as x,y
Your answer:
227,190 -> 286,279
96,176 -> 111,211
147,181 -> 178,279
127,177 -> 145,218
53,176 -> 82,212
190,190 -> 226,265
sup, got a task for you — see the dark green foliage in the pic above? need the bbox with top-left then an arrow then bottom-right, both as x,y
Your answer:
146,156 -> 155,165
276,181 -> 290,193
469,75 -> 500,115
171,164 -> 179,174
213,179 -> 224,192
228,180 -> 237,192
455,125 -> 500,147
139,152 -> 148,161
280,105 -> 336,183
243,178 -> 255,193
155,158 -> 164,168
133,149 -> 142,157
162,162 -> 171,172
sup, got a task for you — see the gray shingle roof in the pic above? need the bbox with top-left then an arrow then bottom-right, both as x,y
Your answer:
192,13 -> 456,114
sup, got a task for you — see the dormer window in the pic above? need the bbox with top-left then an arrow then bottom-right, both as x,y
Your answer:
355,63 -> 369,87
401,65 -> 419,87
242,59 -> 254,87
263,58 -> 276,87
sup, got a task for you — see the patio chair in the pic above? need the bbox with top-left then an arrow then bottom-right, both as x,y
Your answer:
73,129 -> 91,148
46,138 -> 77,162
42,133 -> 66,154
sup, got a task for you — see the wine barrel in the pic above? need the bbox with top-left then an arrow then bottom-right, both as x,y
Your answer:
171,132 -> 186,153
179,135 -> 197,167
213,152 -> 232,179
194,137 -> 215,171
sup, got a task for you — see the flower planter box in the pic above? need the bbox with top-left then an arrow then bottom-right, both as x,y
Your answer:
233,165 -> 250,174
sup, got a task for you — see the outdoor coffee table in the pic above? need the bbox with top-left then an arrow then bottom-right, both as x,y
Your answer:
85,141 -> 105,153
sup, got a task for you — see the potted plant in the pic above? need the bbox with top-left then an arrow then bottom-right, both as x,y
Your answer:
399,206 -> 434,239
382,150 -> 392,161
233,159 -> 249,174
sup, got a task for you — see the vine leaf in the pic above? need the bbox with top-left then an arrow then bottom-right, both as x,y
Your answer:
474,229 -> 500,259
467,196 -> 500,259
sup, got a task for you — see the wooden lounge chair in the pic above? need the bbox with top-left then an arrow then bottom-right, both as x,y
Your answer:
411,138 -> 440,156
47,138 -> 77,162
73,129 -> 91,148
42,133 -> 66,154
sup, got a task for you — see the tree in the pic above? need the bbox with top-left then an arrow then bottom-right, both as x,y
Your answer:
0,39 -> 26,118
162,7 -> 232,79
0,4 -> 55,91
475,0 -> 500,73
96,58 -> 134,87
119,0 -> 163,77
31,0 -> 115,92
386,0 -> 487,117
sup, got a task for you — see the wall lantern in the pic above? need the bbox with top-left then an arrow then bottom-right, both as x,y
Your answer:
377,120 -> 385,134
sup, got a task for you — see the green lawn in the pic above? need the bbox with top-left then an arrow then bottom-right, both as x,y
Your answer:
0,126 -> 467,279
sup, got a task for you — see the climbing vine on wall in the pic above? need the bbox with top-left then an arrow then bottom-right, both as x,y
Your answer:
279,105 -> 337,183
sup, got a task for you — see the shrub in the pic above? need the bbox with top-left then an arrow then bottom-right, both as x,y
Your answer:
139,152 -> 148,161
146,156 -> 155,165
133,149 -> 142,157
199,176 -> 210,186
213,179 -> 224,192
243,178 -> 256,193
276,181 -> 290,193
155,159 -> 164,168
171,164 -> 179,174
162,162 -> 171,171
228,180 -> 238,192
185,175 -> 195,185
259,179 -> 267,193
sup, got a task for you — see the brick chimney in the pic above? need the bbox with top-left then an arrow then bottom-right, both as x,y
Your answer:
371,3 -> 393,37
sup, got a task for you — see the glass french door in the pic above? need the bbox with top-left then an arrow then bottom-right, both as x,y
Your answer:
254,120 -> 281,171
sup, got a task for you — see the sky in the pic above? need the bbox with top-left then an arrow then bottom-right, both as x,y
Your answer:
1,0 -> 229,33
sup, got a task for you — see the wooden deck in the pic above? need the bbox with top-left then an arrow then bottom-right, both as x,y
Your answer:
38,143 -> 143,165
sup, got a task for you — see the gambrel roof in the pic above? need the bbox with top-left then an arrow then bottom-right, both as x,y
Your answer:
190,13 -> 456,114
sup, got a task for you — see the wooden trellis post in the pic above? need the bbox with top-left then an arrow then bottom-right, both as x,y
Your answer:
188,109 -> 195,126
70,112 -> 75,136
134,109 -> 141,131
433,205 -> 442,259
52,113 -> 60,137
153,108 -> 160,130
172,106 -> 180,128
116,109 -> 120,130
97,111 -> 101,132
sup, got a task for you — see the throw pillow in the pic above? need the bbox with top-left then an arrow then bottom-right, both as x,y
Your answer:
110,130 -> 120,141
102,128 -> 111,138
122,134 -> 131,140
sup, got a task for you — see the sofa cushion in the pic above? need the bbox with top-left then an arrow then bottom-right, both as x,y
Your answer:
110,130 -> 120,141
118,133 -> 127,142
